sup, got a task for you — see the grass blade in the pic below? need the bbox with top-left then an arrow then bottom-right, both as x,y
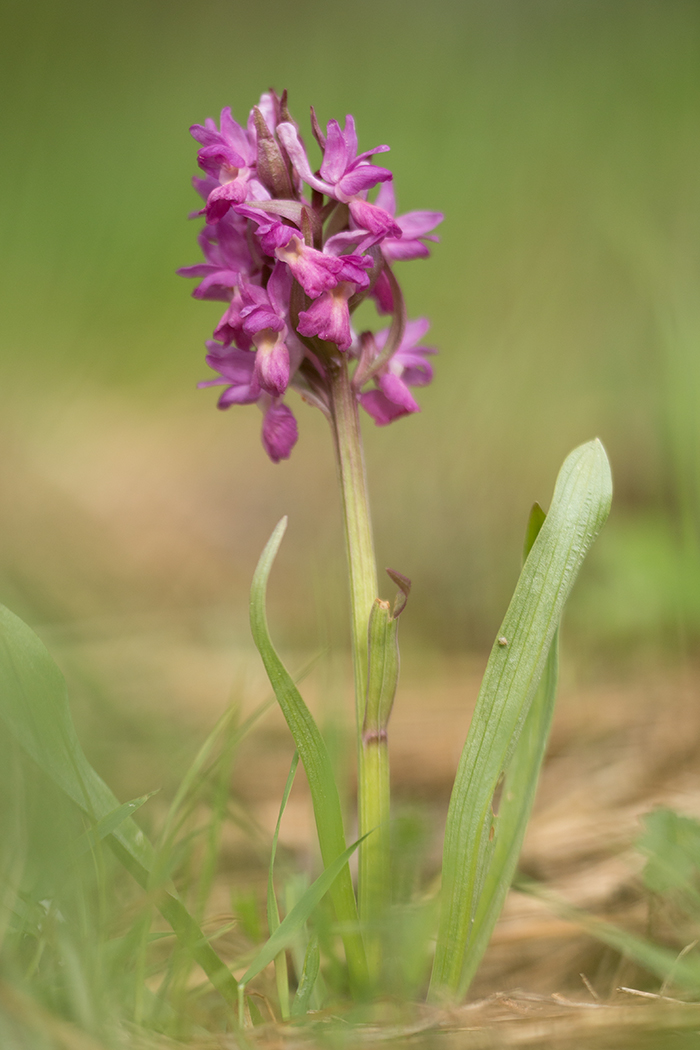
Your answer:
267,752 -> 299,1019
240,833 -> 368,987
0,603 -> 154,869
249,518 -> 368,992
292,935 -> 320,1017
429,439 -> 612,1001
70,792 -> 157,863
0,602 -> 239,1007
516,877 -> 700,993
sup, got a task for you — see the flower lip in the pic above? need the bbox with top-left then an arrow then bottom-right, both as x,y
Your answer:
297,282 -> 356,352
262,399 -> 298,462
253,329 -> 290,397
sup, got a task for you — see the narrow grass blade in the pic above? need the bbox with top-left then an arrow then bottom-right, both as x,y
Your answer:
516,877 -> 700,993
74,793 -> 158,858
267,752 -> 299,1020
249,518 -> 368,991
240,833 -> 368,987
0,603 -> 154,869
292,935 -> 320,1017
430,439 -> 612,1001
157,654 -> 322,849
0,603 -> 239,1007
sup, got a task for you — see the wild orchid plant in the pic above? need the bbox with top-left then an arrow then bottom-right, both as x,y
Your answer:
178,89 -> 442,994
178,90 -> 613,1008
0,90 -> 614,1034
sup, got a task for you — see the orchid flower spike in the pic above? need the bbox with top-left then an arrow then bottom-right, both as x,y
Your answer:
181,91 -> 443,462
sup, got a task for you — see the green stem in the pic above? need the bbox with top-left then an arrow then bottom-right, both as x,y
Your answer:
359,735 -> 390,975
329,359 -> 379,725
328,358 -> 382,934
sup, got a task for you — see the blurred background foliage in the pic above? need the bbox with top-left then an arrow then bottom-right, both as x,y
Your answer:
1,0 -> 700,677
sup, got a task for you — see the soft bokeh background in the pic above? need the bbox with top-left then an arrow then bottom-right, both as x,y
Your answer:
3,0 -> 700,1018
4,0 -> 700,659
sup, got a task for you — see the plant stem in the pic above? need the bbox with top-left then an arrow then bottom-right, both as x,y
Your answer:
359,732 -> 390,975
329,359 -> 378,730
328,357 -> 384,942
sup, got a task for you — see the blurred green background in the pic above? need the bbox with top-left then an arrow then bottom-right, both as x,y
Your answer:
2,0 -> 700,677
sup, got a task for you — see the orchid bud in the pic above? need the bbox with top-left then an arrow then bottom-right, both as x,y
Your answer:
253,107 -> 294,199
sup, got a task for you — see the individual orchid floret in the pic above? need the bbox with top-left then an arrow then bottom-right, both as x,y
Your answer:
239,263 -> 293,397
197,343 -> 298,463
346,198 -> 402,246
213,294 -> 253,350
177,215 -> 253,301
264,226 -> 345,299
373,183 -> 443,262
358,319 -> 437,425
190,106 -> 265,223
277,116 -> 393,204
197,342 -> 261,407
296,256 -> 372,353
296,282 -> 357,351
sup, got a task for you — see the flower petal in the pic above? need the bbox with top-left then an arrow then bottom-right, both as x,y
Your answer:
297,284 -> 354,351
320,119 -> 350,183
262,401 -> 298,462
253,332 -> 290,397
337,165 -> 393,200
359,389 -> 414,425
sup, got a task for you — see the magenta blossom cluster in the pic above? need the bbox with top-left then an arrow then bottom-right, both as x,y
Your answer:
180,91 -> 442,462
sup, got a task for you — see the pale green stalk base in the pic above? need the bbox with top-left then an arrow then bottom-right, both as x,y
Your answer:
359,736 -> 390,975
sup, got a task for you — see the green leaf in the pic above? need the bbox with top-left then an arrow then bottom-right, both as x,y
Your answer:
458,634 -> 559,997
267,752 -> 299,1020
0,602 -> 239,1007
457,502 -> 558,997
638,808 -> 700,901
73,792 -> 157,858
430,439 -> 613,1001
292,935 -> 320,1017
0,603 -> 154,870
249,518 -> 368,992
522,501 -> 547,563
240,833 -> 367,987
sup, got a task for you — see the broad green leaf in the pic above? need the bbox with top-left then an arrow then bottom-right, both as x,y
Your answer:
249,518 -> 367,991
430,439 -> 612,1001
457,503 -> 558,997
458,634 -> 559,997
240,833 -> 367,987
0,603 -> 239,1007
267,752 -> 299,1020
